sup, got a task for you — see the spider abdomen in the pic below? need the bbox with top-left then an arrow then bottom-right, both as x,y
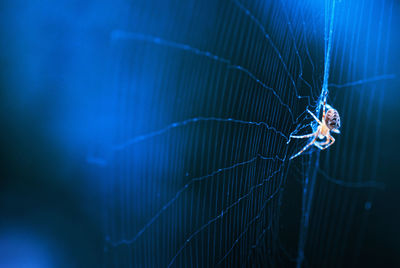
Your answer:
325,109 -> 341,130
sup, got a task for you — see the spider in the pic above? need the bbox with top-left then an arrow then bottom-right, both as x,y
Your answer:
289,98 -> 341,160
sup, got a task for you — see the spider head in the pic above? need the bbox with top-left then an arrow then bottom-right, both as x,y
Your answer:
325,108 -> 341,131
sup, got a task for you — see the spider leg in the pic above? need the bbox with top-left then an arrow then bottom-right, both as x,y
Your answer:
319,136 -> 331,145
314,142 -> 324,150
290,132 -> 316,139
290,136 -> 318,160
307,109 -> 322,125
322,135 -> 335,150
316,135 -> 335,150
314,136 -> 331,149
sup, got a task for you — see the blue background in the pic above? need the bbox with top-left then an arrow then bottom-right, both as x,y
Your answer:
0,0 -> 399,267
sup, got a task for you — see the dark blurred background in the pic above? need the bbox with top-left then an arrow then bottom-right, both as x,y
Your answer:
0,0 -> 119,266
0,0 -> 399,267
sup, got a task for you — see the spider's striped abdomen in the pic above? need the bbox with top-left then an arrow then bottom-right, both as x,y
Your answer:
325,109 -> 341,130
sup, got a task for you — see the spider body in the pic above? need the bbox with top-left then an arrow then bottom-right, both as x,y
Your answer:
325,108 -> 340,130
289,102 -> 341,160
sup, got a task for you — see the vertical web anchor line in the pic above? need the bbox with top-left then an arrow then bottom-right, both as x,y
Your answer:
319,0 -> 336,117
296,1 -> 336,268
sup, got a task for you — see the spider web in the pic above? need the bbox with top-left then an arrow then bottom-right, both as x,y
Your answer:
88,0 -> 394,266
